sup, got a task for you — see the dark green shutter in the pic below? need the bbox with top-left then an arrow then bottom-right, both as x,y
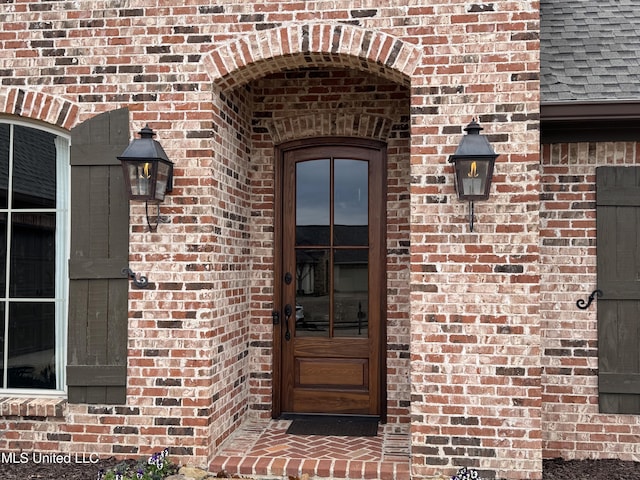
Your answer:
597,166 -> 640,414
67,108 -> 130,404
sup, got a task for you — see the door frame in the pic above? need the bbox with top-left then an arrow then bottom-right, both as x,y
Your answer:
272,137 -> 388,420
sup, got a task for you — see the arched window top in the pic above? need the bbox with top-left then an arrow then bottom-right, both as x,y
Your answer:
0,117 -> 70,139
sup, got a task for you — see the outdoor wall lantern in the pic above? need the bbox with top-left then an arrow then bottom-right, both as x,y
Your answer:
117,125 -> 174,232
448,119 -> 498,232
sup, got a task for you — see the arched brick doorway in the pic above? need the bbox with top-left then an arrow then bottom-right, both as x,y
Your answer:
202,26 -> 417,475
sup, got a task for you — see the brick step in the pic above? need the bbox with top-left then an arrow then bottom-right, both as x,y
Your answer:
211,455 -> 410,480
210,420 -> 411,480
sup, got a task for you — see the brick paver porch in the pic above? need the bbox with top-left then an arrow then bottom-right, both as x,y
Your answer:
210,419 -> 411,479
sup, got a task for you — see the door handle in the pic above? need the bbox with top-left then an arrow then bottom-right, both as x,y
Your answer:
284,304 -> 292,341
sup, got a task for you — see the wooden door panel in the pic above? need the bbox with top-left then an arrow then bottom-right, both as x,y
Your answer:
296,358 -> 368,388
293,338 -> 369,357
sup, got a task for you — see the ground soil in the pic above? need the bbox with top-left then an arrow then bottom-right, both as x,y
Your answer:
0,456 -> 638,479
0,454 -> 127,479
542,458 -> 640,480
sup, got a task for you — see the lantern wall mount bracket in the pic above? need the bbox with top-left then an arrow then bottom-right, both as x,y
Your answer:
145,201 -> 162,232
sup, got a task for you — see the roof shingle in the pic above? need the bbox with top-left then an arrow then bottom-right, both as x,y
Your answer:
541,0 -> 640,103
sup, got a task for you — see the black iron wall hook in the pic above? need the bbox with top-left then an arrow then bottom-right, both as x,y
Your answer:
577,289 -> 603,310
122,268 -> 150,288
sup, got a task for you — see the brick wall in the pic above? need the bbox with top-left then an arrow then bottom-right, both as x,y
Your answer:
405,3 -> 541,479
0,1 -> 543,479
541,142 -> 640,461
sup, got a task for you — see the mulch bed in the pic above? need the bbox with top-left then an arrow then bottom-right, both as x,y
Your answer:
0,454 -> 638,479
543,458 -> 640,479
0,454 -> 127,479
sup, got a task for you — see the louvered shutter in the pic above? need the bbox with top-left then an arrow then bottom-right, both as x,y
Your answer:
67,109 -> 130,404
597,166 -> 640,414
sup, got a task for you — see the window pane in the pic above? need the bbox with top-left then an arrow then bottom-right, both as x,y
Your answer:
0,213 -> 6,295
12,126 -> 57,209
296,160 -> 330,246
0,305 -> 4,387
295,249 -> 330,337
333,249 -> 368,337
10,213 -> 55,298
7,302 -> 56,389
334,159 -> 368,246
0,125 -> 9,209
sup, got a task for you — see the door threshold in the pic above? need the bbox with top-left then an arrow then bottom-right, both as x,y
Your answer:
280,412 -> 380,420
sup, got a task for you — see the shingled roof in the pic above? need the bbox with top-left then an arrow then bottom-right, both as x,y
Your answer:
541,0 -> 640,103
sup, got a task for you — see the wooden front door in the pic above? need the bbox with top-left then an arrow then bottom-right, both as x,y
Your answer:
275,138 -> 386,416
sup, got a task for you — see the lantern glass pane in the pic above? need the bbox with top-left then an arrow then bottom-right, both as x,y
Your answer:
455,159 -> 491,199
154,161 -> 171,202
126,161 -> 153,198
155,162 -> 171,201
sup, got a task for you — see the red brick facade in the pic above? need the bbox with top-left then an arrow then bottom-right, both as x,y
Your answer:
1,2 -> 632,480
541,142 -> 640,461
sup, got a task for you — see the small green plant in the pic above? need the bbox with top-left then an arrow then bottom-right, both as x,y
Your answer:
98,448 -> 177,480
451,466 -> 481,480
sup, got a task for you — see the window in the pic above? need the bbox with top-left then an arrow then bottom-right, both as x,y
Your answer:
0,121 -> 69,393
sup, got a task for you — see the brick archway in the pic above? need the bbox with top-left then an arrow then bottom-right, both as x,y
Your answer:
264,112 -> 397,144
201,21 -> 415,455
0,88 -> 78,130
203,22 -> 421,90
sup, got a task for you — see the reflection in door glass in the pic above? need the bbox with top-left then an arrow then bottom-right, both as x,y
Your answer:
333,249 -> 368,337
295,249 -> 330,337
296,160 -> 330,246
334,159 -> 368,246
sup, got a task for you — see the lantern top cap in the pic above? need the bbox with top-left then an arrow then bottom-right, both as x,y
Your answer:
138,124 -> 156,138
117,124 -> 172,165
448,119 -> 498,161
463,119 -> 483,135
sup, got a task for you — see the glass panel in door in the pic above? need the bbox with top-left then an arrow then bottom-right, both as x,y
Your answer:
333,249 -> 368,337
334,159 -> 368,246
295,249 -> 330,337
295,159 -> 330,246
